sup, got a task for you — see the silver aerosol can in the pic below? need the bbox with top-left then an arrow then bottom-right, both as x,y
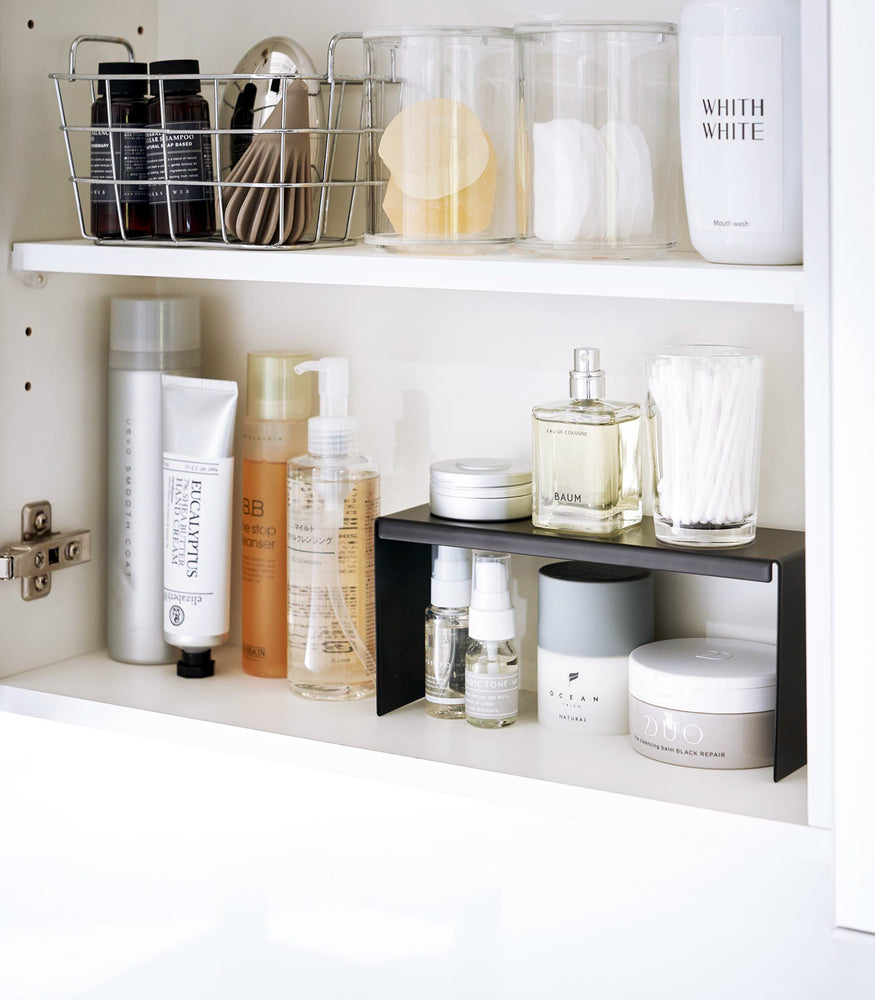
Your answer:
107,297 -> 201,663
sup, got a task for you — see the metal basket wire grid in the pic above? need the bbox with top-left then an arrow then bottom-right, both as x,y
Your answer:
51,33 -> 379,249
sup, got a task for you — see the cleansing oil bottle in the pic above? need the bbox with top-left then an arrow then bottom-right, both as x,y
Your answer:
287,357 -> 380,700
465,551 -> 518,728
241,352 -> 313,677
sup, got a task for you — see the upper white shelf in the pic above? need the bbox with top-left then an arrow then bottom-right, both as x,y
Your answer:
10,239 -> 804,305
0,645 -> 814,845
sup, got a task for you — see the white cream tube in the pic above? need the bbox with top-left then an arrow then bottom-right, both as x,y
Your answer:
162,375 -> 238,678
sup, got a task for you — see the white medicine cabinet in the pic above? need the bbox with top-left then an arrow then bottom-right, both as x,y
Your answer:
2,0 -> 874,995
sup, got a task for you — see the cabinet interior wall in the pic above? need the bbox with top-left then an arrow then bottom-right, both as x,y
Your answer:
0,0 -> 827,829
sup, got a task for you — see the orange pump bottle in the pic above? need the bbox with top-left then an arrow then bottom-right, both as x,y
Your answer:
241,352 -> 313,676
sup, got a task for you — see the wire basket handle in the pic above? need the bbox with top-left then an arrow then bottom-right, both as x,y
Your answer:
68,35 -> 136,75
326,32 -> 363,83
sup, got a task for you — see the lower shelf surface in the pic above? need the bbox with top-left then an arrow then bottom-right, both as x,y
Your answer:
0,645 -> 808,828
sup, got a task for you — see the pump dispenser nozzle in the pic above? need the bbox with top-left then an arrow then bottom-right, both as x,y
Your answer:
295,357 -> 357,456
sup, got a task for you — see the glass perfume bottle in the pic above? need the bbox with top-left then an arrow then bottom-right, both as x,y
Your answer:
465,551 -> 518,729
532,348 -> 641,535
425,546 -> 471,719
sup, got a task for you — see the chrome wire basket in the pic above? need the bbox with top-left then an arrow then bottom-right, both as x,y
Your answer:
51,34 -> 376,249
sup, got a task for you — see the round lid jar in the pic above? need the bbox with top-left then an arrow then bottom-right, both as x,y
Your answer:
628,638 -> 776,714
430,458 -> 532,521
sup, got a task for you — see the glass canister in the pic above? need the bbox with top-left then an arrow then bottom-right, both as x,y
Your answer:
363,27 -> 515,252
646,346 -> 764,548
516,22 -> 679,259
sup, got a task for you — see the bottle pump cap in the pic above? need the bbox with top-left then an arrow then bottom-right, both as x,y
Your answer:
247,351 -> 314,421
468,551 -> 515,642
569,347 -> 605,400
431,546 -> 471,609
295,357 -> 358,456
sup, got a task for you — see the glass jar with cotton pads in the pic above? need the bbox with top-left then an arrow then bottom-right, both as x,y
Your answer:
430,458 -> 532,521
515,22 -> 679,259
645,346 -> 764,547
628,638 -> 776,769
363,27 -> 515,252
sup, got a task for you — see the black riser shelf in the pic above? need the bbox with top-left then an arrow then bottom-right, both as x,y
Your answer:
374,504 -> 805,782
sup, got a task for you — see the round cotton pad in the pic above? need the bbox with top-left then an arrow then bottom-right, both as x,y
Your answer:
532,119 -> 586,243
378,98 -> 490,200
625,121 -> 654,238
382,134 -> 497,237
578,123 -> 607,241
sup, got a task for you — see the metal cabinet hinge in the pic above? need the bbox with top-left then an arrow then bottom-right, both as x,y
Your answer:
0,501 -> 91,600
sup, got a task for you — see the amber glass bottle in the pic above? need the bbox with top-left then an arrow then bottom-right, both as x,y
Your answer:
146,59 -> 216,238
241,352 -> 314,677
90,62 -> 151,238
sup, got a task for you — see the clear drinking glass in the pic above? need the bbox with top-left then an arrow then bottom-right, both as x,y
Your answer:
364,26 -> 515,252
515,22 -> 679,259
646,346 -> 764,547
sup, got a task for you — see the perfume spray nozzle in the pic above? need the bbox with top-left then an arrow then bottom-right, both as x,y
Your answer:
574,348 -> 600,373
570,347 -> 606,400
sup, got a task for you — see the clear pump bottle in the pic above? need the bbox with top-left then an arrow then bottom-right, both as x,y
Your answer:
287,357 -> 380,700
425,546 -> 471,719
532,348 -> 641,535
465,551 -> 519,729
241,351 -> 313,677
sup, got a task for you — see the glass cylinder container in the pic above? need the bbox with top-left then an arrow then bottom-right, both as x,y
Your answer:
646,346 -> 764,548
516,22 -> 679,259
364,26 -> 515,252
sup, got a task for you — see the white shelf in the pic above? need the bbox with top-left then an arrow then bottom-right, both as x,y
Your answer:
10,239 -> 804,305
0,645 -> 813,841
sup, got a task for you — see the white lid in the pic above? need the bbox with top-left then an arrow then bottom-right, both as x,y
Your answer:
468,551 -> 515,641
430,457 -> 532,490
431,545 -> 471,608
629,638 -> 776,715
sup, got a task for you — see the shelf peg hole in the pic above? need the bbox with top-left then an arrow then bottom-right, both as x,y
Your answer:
25,326 -> 32,337
137,26 -> 144,35
24,381 -> 32,392
27,19 -> 34,29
